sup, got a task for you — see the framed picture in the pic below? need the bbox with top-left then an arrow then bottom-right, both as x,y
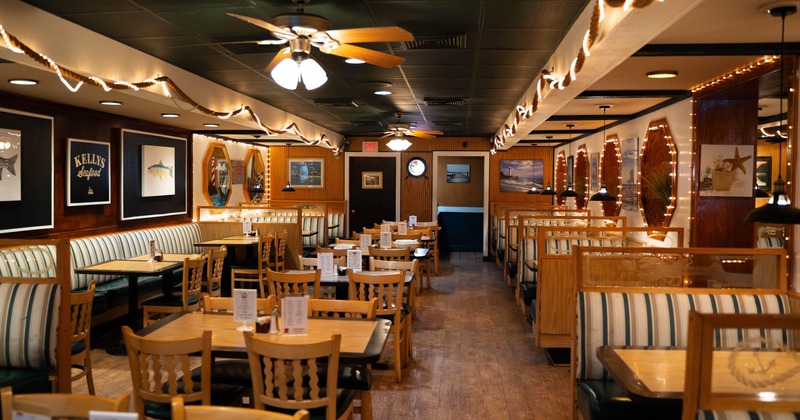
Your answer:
203,143 -> 232,206
446,163 -> 470,183
362,171 -> 383,189
141,144 -> 175,197
567,156 -> 574,186
67,138 -> 110,206
756,156 -> 772,192
289,158 -> 324,188
0,128 -> 21,202
699,144 -> 754,197
499,159 -> 544,192
590,153 -> 600,192
621,137 -> 639,210
121,129 -> 187,221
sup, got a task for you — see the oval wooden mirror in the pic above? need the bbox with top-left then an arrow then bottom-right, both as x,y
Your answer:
639,118 -> 677,234
600,135 -> 622,216
556,151 -> 566,205
244,148 -> 265,203
202,143 -> 232,207
575,145 -> 589,209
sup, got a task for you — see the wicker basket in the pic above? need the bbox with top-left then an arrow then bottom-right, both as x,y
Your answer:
711,170 -> 735,191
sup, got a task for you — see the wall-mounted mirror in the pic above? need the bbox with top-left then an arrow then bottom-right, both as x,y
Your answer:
575,145 -> 589,209
244,148 -> 265,203
600,135 -> 621,216
202,143 -> 232,207
556,151 -> 566,205
639,118 -> 677,235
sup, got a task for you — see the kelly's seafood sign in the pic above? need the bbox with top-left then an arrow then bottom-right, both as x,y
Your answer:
67,138 -> 110,206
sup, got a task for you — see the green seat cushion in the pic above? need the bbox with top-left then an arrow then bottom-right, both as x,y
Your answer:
0,369 -> 52,394
577,380 -> 682,420
70,340 -> 86,355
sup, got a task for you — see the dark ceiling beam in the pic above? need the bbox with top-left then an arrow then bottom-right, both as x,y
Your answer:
546,114 -> 632,121
634,42 -> 800,56
576,90 -> 692,99
528,129 -> 594,136
759,113 -> 788,125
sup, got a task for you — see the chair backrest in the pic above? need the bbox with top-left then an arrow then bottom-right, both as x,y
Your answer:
171,396 -> 309,420
683,312 -> 800,419
347,270 -> 405,324
411,221 -> 438,228
267,269 -> 321,309
1,386 -> 130,420
258,234 -> 275,277
405,228 -> 430,237
122,325 -> 212,417
309,298 -> 378,319
392,233 -> 422,242
273,231 -> 288,271
380,220 -> 406,227
334,238 -> 359,246
181,257 -> 207,310
203,295 -> 275,315
245,332 -> 342,419
352,232 -> 380,245
71,281 -> 96,349
315,246 -> 348,258
299,255 -> 345,269
370,258 -> 418,275
207,246 -> 227,297
369,247 -> 409,261
362,228 -> 382,235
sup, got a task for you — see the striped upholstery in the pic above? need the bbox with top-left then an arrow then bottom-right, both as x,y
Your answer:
328,213 -> 345,240
758,237 -> 784,248
302,215 -> 327,246
546,238 -> 625,255
148,223 -> 202,254
70,234 -> 124,290
698,411 -> 800,420
576,291 -> 792,380
0,283 -> 60,369
251,216 -> 298,223
0,246 -> 57,278
116,228 -> 154,259
519,237 -> 537,283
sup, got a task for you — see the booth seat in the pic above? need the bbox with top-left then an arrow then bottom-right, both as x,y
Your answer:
301,215 -> 327,249
328,212 -> 345,243
574,291 -> 792,420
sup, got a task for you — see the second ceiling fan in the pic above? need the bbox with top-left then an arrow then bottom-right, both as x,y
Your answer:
373,113 -> 444,140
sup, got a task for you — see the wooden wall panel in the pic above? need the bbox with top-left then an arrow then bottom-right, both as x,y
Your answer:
269,146 -> 345,202
437,156 -> 484,207
400,151 -> 432,222
489,146 -> 555,205
347,137 -> 490,153
0,92 -> 192,239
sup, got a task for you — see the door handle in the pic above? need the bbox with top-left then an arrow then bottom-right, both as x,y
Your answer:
351,209 -> 356,213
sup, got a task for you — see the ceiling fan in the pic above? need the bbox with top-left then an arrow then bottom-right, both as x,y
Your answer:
228,0 -> 413,90
372,113 -> 444,140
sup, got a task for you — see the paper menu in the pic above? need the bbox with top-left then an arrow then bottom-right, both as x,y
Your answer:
347,249 -> 363,272
408,215 -> 417,226
233,288 -> 257,323
281,295 -> 308,335
149,239 -> 156,259
397,222 -> 407,235
242,219 -> 252,234
380,231 -> 392,249
380,223 -> 391,232
360,234 -> 372,250
318,252 -> 334,276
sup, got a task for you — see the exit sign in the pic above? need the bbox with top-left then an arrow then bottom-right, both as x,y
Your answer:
362,141 -> 378,152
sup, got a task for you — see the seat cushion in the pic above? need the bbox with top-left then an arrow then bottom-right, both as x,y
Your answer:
577,380 -> 681,420
267,389 -> 356,420
191,359 -> 251,386
318,364 -> 372,391
520,282 -> 536,306
0,369 -> 52,394
70,340 -> 86,356
506,262 -> 517,280
144,383 -> 245,419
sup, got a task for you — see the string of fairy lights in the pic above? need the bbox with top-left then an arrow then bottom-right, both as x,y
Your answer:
490,0 -> 667,153
639,121 -> 678,228
0,24 -> 342,153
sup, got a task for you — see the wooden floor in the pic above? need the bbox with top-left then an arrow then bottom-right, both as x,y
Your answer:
74,252 -> 571,419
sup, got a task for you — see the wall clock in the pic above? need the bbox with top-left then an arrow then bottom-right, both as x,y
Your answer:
407,157 -> 426,177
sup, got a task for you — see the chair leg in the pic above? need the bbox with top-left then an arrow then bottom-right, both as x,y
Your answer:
405,318 -> 413,361
392,327 -> 402,383
84,345 -> 95,395
434,251 -> 439,275
359,389 -> 373,420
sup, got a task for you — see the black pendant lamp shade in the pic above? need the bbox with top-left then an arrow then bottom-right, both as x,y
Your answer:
540,184 -> 557,195
745,5 -> 800,224
281,182 -> 296,192
527,185 -> 541,194
590,183 -> 618,201
559,184 -> 580,198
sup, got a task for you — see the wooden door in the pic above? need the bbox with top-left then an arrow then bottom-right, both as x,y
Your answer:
348,156 -> 397,233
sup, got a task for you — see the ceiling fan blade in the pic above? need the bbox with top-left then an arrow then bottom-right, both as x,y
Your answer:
379,133 -> 395,138
266,47 -> 291,73
409,132 -> 437,139
325,27 -> 414,44
170,39 -> 287,48
411,129 -> 444,136
326,44 -> 404,68
227,13 -> 295,38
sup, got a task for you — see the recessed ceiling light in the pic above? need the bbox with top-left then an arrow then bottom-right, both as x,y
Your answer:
161,113 -> 180,118
8,79 -> 38,86
345,58 -> 365,64
203,123 -> 220,128
99,100 -> 122,106
374,90 -> 392,96
646,71 -> 678,79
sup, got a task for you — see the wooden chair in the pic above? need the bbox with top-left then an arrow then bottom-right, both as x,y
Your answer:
352,232 -> 380,246
266,269 -> 321,310
369,247 -> 409,262
142,256 -> 206,326
171,396 -> 309,420
309,298 -> 378,420
369,258 -> 418,358
1,386 -> 130,420
244,332 -> 355,420
348,270 -> 408,383
334,238 -> 359,246
298,255 -> 343,298
314,245 -> 348,258
68,280 -> 96,394
392,233 -> 422,242
270,230 -> 289,272
362,228 -> 382,236
203,295 -> 275,315
205,245 -> 226,297
683,312 -> 800,419
231,234 -> 274,297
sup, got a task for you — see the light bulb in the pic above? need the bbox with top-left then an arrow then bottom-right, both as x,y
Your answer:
271,58 -> 300,90
299,58 -> 327,90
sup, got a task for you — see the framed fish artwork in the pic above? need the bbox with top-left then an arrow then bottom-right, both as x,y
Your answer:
67,138 -> 110,206
0,128 -> 21,202
121,129 -> 187,221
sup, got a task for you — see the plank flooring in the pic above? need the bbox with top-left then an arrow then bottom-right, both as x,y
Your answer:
74,252 -> 571,419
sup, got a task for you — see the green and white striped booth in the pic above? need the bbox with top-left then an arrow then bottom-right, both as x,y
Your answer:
697,411 -> 800,420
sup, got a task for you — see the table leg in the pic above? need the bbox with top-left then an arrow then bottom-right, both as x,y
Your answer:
106,274 -> 140,356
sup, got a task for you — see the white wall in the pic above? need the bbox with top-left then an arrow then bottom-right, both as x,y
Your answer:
554,99 -> 693,246
192,134 -> 269,219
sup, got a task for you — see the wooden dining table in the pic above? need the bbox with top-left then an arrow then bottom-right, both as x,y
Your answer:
285,269 -> 415,300
139,311 -> 391,364
195,235 -> 260,296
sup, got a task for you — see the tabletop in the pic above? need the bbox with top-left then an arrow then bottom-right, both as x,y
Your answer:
195,235 -> 260,247
128,253 -> 204,262
140,312 -> 391,363
74,259 -> 182,275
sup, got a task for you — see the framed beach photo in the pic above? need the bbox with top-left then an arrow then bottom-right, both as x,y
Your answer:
446,163 -> 470,183
289,158 -> 324,188
699,144 -> 754,197
362,171 -> 383,189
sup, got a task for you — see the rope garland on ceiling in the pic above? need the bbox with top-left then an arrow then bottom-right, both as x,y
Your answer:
490,0 -> 663,154
0,24 -> 342,153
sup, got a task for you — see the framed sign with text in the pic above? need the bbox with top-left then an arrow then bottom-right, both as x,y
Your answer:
67,138 -> 110,206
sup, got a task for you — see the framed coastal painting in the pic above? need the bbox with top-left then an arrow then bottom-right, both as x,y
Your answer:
499,159 -> 544,192
446,163 -> 470,183
698,144 -> 754,197
590,152 -> 600,192
620,137 -> 639,211
67,138 -> 110,206
362,171 -> 383,189
289,158 -> 324,188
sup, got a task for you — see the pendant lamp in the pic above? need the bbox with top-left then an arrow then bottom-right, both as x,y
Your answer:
540,185 -> 557,195
527,185 -> 541,194
754,185 -> 771,198
745,5 -> 800,223
559,124 -> 580,198
591,105 -> 618,202
281,182 -> 296,192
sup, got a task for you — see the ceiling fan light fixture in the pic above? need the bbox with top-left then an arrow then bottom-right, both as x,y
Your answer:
298,57 -> 327,90
387,138 -> 412,151
646,71 -> 678,79
271,57 -> 301,90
